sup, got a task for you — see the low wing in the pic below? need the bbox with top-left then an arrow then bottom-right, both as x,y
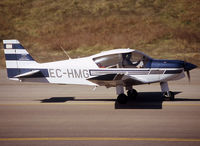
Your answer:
14,70 -> 41,78
87,74 -> 145,87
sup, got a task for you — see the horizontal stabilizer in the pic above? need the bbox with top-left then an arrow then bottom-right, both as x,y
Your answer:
14,70 -> 40,78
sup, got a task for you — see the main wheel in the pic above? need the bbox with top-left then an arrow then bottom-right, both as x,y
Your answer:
127,89 -> 138,99
117,93 -> 128,104
163,91 -> 175,101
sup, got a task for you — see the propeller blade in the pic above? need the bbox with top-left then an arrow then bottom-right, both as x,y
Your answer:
186,70 -> 191,82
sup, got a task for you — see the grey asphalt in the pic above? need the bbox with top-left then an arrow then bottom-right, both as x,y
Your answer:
0,69 -> 200,146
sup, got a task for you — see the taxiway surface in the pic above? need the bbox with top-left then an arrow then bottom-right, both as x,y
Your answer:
0,69 -> 200,146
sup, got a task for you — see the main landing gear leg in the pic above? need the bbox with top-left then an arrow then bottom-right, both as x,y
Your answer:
160,82 -> 175,101
126,86 -> 138,100
116,85 -> 127,104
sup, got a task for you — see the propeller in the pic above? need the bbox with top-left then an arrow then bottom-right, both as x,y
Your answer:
183,61 -> 190,82
186,70 -> 190,82
183,61 -> 197,82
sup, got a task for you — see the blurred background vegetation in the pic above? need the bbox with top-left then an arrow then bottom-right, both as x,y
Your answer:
0,0 -> 200,67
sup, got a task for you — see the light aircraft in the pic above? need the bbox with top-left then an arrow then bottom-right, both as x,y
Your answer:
3,40 -> 197,104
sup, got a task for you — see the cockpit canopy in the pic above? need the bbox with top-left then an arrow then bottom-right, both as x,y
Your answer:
93,50 -> 152,68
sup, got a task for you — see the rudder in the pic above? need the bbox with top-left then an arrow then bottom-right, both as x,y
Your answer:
3,39 -> 38,79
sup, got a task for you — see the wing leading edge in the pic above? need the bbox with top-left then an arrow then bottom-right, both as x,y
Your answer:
87,74 -> 144,87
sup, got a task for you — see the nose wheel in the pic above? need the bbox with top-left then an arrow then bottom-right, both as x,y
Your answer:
160,82 -> 175,101
163,91 -> 175,101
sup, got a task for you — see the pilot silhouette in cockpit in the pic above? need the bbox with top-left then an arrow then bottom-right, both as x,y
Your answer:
122,53 -> 133,68
122,53 -> 144,68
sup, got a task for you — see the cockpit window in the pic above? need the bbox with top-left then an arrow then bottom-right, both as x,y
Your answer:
122,52 -> 149,68
93,51 -> 151,68
93,54 -> 122,68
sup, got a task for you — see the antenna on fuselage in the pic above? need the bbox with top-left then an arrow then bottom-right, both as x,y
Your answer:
60,45 -> 71,60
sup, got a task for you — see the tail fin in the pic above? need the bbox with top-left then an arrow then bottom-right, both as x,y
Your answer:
3,39 -> 38,79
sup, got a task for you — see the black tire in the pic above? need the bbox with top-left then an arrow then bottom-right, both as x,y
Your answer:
117,93 -> 128,104
127,89 -> 138,99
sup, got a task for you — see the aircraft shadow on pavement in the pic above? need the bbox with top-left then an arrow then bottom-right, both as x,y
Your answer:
40,97 -> 115,103
174,98 -> 200,101
115,92 -> 184,109
115,92 -> 165,109
40,97 -> 75,103
39,91 -> 200,109
40,94 -> 164,109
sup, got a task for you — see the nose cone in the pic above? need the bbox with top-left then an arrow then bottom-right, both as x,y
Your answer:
184,62 -> 197,71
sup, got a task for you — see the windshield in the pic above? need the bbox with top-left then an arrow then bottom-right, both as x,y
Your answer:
93,51 -> 151,68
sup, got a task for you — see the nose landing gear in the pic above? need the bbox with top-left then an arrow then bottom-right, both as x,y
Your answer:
163,91 -> 175,101
160,82 -> 175,101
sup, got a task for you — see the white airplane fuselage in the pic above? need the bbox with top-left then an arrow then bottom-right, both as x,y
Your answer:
3,40 -> 197,103
13,56 -> 185,87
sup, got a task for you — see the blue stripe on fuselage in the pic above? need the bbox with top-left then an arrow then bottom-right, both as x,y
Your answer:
5,54 -> 34,61
7,68 -> 49,78
151,59 -> 184,68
